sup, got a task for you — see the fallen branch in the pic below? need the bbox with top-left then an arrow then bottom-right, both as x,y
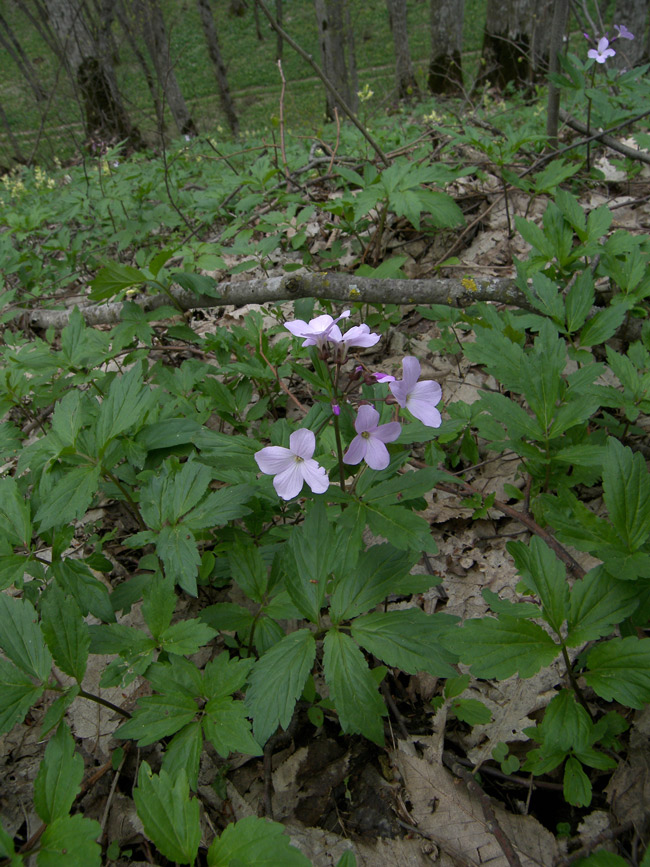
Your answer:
559,109 -> 650,164
24,272 -> 523,330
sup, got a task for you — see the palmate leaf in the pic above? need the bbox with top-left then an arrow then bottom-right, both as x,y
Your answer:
116,693 -> 198,746
34,723 -> 84,824
444,616 -> 560,679
350,609 -> 458,677
203,697 -> 262,758
364,501 -> 437,553
0,595 -> 52,681
246,629 -> 316,745
584,637 -> 650,708
40,585 -> 89,682
156,523 -> 202,596
133,764 -> 201,865
95,363 -> 150,450
207,815 -> 311,867
35,465 -> 101,534
323,629 -> 386,745
567,566 -> 639,645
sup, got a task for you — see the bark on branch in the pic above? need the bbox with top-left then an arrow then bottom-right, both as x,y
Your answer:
25,272 -> 524,329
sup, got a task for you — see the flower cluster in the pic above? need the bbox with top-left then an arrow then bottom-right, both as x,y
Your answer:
254,313 -> 443,499
586,24 -> 634,64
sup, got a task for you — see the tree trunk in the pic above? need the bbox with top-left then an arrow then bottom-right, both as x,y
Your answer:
612,0 -> 648,67
43,0 -> 138,145
0,12 -> 48,101
428,0 -> 464,94
313,0 -> 359,120
196,0 -> 239,137
275,0 -> 283,59
387,0 -> 418,99
115,1 -> 165,132
481,0 -> 553,89
0,96 -> 27,166
130,0 -> 198,137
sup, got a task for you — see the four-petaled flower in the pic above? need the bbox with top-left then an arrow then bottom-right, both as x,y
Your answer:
588,36 -> 616,63
614,24 -> 634,40
389,356 -> 442,428
343,405 -> 401,471
255,429 -> 329,500
285,311 -> 351,347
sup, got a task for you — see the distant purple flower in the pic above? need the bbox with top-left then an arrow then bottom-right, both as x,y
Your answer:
335,323 -> 380,350
343,405 -> 401,471
389,357 -> 442,428
332,402 -> 341,416
588,37 -> 616,63
285,310 -> 350,347
372,371 -> 396,383
255,429 -> 329,500
614,24 -> 634,40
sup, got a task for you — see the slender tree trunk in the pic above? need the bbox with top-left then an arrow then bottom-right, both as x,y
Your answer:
387,0 -> 418,99
43,0 -> 137,144
115,1 -> 165,132
275,0 -> 283,59
612,0 -> 648,67
546,0 -> 569,149
129,0 -> 198,137
313,0 -> 359,120
0,97 -> 27,165
428,0 -> 464,94
196,0 -> 239,137
0,13 -> 48,101
253,0 -> 264,40
482,0 -> 553,89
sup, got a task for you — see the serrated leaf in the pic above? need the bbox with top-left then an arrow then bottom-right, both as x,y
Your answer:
52,558 -> 115,622
0,657 -> 44,735
246,629 -> 315,745
229,535 -> 268,603
207,815 -> 311,867
38,814 -> 101,867
89,261 -> 146,301
330,544 -> 417,623
203,697 -> 262,757
200,602 -> 255,633
323,629 -> 386,745
39,686 -> 80,738
507,536 -> 568,635
351,609 -> 458,677
34,723 -> 83,824
133,764 -> 201,865
95,364 -> 147,449
35,465 -> 101,533
203,653 -> 254,700
445,616 -> 559,679
0,478 -> 31,546
173,270 -> 221,298
49,390 -> 85,449
451,698 -> 492,725
563,756 -> 592,807
182,485 -> 252,530
0,595 -> 52,681
161,722 -> 203,791
585,637 -> 650,708
87,623 -> 156,655
284,502 -> 333,621
159,619 -> 217,655
579,304 -> 627,347
116,693 -> 198,746
567,566 -> 639,645
603,438 -> 650,552
364,502 -> 437,552
142,578 -> 176,638
156,523 -> 201,596
40,585 -> 89,681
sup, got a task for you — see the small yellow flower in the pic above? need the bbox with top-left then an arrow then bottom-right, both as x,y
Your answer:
461,276 -> 478,293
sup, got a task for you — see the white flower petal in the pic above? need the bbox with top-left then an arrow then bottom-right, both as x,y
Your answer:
301,459 -> 329,494
273,462 -> 305,499
355,404 -> 380,433
364,437 -> 390,470
289,428 -> 316,459
255,446 -> 293,474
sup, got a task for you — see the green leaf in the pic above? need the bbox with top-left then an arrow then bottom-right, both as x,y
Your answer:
0,657 -> 44,735
89,261 -> 146,301
507,537 -> 568,635
161,722 -> 203,791
603,438 -> 650,552
203,697 -> 263,757
142,578 -> 176,638
173,270 -> 221,298
207,815 -> 311,867
445,617 -> 559,679
133,764 -> 201,865
284,502 -> 333,621
37,815 -> 101,867
246,629 -> 316,745
34,723 -> 84,824
574,854 -> 629,867
200,602 -> 255,633
323,629 -> 386,745
563,756 -> 592,808
364,502 -> 437,552
351,609 -> 458,677
229,535 -> 268,603
159,619 -> 217,655
87,623 -> 156,656
182,485 -> 253,529
585,637 -> 650,708
95,364 -> 147,449
0,821 -> 21,864
579,304 -> 627,347
203,653 -> 254,700
49,390 -> 85,449
116,693 -> 198,746
567,566 -> 639,645
444,674 -> 470,699
35,465 -> 101,533
336,852 -> 357,867
0,595 -> 52,681
39,686 -> 80,738
0,478 -> 31,546
52,558 -> 115,622
451,698 -> 492,725
40,585 -> 89,682
156,523 -> 201,596
330,544 -> 417,623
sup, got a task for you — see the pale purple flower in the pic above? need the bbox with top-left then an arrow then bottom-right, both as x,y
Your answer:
372,371 -> 396,383
614,24 -> 634,40
255,429 -> 329,500
332,402 -> 340,416
285,310 -> 350,347
389,357 -> 442,428
343,405 -> 401,471
336,323 -> 380,349
588,37 -> 616,63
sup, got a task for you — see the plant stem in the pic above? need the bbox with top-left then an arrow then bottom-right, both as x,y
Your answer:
561,644 -> 594,720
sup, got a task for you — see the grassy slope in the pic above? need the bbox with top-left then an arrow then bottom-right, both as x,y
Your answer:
0,0 -> 486,164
